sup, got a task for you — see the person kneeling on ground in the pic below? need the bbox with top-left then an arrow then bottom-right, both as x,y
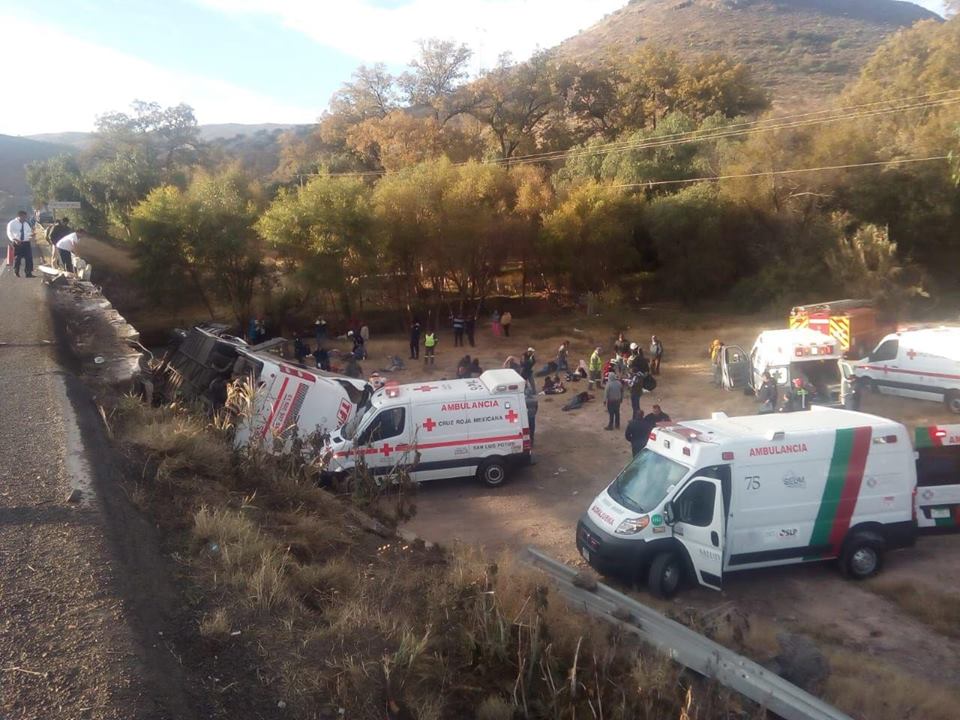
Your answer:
456,354 -> 472,378
469,357 -> 483,376
543,375 -> 566,394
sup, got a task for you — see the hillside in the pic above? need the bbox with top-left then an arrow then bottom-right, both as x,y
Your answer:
0,135 -> 72,217
559,0 -> 941,105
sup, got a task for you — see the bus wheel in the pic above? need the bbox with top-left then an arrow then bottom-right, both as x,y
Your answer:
648,553 -> 683,598
841,532 -> 884,579
477,458 -> 507,487
945,391 -> 960,414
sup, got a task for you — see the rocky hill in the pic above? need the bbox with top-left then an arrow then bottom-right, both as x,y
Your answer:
0,135 -> 72,218
559,0 -> 941,105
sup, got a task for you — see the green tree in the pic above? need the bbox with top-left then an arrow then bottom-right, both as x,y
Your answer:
540,181 -> 644,293
128,170 -> 265,328
257,175 -> 375,316
399,39 -> 475,124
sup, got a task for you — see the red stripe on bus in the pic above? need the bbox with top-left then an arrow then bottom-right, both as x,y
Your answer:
260,377 -> 290,439
827,426 -> 872,553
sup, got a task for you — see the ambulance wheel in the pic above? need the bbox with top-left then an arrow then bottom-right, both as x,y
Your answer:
478,458 -> 507,487
857,377 -> 875,394
945,391 -> 960,415
648,553 -> 683,598
841,532 -> 884,580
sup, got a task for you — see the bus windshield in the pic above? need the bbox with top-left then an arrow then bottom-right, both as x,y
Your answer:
607,450 -> 689,513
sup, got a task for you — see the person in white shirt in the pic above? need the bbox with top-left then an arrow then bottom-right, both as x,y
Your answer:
6,211 -> 36,277
55,229 -> 85,273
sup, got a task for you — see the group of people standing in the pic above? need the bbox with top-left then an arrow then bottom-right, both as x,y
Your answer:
5,212 -> 84,278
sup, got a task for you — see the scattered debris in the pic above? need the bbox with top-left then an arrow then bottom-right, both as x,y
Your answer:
764,632 -> 830,694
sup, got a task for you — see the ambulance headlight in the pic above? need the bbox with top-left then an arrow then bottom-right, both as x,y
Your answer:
615,516 -> 650,535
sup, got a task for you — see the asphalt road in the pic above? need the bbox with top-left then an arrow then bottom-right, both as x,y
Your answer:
0,252 -> 188,719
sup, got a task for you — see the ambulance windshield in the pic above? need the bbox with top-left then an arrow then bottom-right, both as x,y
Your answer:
608,450 -> 689,513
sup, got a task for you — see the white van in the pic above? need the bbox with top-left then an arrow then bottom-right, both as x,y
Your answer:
914,424 -> 960,529
847,327 -> 960,413
722,328 -> 843,404
325,369 -> 531,486
577,407 -> 916,597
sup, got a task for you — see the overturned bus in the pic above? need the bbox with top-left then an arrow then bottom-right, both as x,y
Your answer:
149,326 -> 372,450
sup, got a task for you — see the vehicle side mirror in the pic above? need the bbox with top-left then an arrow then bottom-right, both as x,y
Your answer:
663,500 -> 676,526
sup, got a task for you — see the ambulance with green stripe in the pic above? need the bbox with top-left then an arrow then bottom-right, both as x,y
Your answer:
577,407 -> 920,597
915,425 -> 960,529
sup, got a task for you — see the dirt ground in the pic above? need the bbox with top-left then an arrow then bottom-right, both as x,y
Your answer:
347,306 -> 960,710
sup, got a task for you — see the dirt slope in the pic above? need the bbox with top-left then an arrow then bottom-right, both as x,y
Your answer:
559,0 -> 941,106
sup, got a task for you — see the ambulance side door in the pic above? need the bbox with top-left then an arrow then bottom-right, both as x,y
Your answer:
722,345 -> 750,391
667,476 -> 726,590
354,405 -> 410,474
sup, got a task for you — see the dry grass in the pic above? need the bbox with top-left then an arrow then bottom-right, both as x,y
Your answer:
114,399 -> 744,719
825,650 -> 960,720
199,608 -> 231,639
865,578 -> 960,638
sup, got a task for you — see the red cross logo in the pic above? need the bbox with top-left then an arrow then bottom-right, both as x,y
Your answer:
505,409 -> 519,423
907,349 -> 917,360
380,442 -> 394,457
413,385 -> 436,392
422,418 -> 436,432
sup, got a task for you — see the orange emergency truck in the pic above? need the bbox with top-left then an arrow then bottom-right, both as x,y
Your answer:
789,299 -> 895,358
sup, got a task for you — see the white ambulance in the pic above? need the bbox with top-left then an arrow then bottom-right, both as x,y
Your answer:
324,369 -> 531,486
846,326 -> 960,413
722,328 -> 843,404
577,407 -> 917,597
914,424 -> 960,529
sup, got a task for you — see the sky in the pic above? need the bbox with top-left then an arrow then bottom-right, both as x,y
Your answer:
0,0 -> 948,137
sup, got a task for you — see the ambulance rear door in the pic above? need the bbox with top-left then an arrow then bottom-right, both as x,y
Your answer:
915,425 -> 960,529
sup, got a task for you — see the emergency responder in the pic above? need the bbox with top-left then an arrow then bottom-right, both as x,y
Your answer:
588,346 -> 602,388
757,371 -> 778,414
423,329 -> 437,365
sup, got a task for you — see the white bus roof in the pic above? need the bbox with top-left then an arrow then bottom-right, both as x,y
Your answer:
681,407 -> 901,442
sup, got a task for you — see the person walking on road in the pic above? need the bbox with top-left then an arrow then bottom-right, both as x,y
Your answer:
500,310 -> 512,337
650,335 -> 663,375
491,309 -> 501,337
409,321 -> 421,360
55,228 -> 84,273
604,373 -> 623,430
7,210 -> 36,277
423,329 -> 437,365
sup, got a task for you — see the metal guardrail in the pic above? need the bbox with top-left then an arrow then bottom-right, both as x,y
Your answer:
526,548 -> 852,720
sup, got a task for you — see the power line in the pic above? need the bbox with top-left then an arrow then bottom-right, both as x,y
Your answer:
309,88 -> 960,179
610,155 -> 951,189
494,88 -> 960,165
